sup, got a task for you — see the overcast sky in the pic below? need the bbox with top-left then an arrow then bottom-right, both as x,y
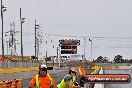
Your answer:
0,0 -> 132,60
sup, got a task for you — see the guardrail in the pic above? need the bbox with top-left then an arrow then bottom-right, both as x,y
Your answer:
119,65 -> 132,69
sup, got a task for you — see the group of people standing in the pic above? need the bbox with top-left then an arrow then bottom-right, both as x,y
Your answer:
28,64 -> 81,88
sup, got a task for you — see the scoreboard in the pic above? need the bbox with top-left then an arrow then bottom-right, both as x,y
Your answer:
59,39 -> 80,54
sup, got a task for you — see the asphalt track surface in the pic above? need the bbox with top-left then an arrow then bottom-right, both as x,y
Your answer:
104,69 -> 132,88
0,69 -> 68,88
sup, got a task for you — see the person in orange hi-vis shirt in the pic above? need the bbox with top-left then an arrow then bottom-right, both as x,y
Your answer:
78,66 -> 86,76
29,64 -> 56,88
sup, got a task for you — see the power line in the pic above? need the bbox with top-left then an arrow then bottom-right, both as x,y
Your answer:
43,33 -> 132,40
43,33 -> 89,38
107,47 -> 132,48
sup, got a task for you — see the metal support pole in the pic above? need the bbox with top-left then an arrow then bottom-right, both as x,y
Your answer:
20,8 -> 23,62
56,47 -> 59,64
84,38 -> 86,60
37,38 -> 39,61
35,20 -> 37,61
91,40 -> 93,61
89,39 -> 92,61
46,50 -> 47,65
1,0 -> 4,58
59,47 -> 61,67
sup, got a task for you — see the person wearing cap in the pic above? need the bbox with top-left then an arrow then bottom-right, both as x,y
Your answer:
57,68 -> 80,88
29,64 -> 55,88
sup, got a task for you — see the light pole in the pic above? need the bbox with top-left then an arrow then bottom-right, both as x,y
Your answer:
54,42 -> 61,67
89,39 -> 92,61
56,47 -> 59,64
1,0 -> 7,58
45,50 -> 47,65
84,38 -> 86,60
36,37 -> 39,61
45,40 -> 54,66
58,46 -> 61,67
52,46 -> 59,66
20,8 -> 25,62
45,41 -> 48,65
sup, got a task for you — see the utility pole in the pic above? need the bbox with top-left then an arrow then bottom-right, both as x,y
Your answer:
20,8 -> 25,62
56,47 -> 59,64
89,39 -> 92,61
84,38 -> 86,60
20,8 -> 23,61
46,50 -> 47,65
45,40 -> 52,65
1,0 -> 7,58
58,46 -> 61,67
91,40 -> 93,61
36,37 -> 39,61
35,20 -> 37,61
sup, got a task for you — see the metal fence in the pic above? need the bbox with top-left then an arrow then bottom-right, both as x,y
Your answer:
0,61 -> 40,69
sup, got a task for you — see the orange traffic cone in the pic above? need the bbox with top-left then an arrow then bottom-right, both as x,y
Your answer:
0,81 -> 3,88
11,79 -> 17,88
2,81 -> 8,88
6,80 -> 11,88
16,79 -> 22,88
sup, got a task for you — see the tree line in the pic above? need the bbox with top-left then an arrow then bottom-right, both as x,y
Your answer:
93,55 -> 132,63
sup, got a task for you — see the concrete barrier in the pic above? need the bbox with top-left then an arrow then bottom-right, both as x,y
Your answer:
94,84 -> 104,88
119,65 -> 132,69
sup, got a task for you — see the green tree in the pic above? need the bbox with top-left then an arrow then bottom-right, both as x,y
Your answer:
113,55 -> 124,63
94,56 -> 103,63
103,57 -> 109,63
